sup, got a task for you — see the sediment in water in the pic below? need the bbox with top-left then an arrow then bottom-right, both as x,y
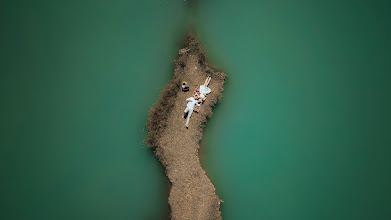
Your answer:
146,35 -> 226,220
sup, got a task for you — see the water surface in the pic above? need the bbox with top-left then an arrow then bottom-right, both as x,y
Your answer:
0,1 -> 188,219
195,1 -> 391,219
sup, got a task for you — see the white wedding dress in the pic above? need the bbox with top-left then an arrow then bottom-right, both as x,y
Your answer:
199,85 -> 211,98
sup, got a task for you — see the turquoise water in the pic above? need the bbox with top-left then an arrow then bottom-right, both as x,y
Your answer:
195,1 -> 391,219
1,1 -> 189,219
1,1 -> 391,219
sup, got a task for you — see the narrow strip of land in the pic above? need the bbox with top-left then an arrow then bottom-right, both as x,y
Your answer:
147,35 -> 226,220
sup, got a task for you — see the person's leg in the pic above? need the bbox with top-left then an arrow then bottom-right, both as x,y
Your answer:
184,107 -> 189,118
185,109 -> 193,127
204,77 -> 208,86
204,77 -> 211,86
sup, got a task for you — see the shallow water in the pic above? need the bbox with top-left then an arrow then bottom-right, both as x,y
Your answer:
195,1 -> 391,219
0,1 -> 189,219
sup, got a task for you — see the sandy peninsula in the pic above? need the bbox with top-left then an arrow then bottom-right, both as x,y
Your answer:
146,35 -> 226,220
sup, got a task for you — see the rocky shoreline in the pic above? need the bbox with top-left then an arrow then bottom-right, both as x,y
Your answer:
146,35 -> 226,220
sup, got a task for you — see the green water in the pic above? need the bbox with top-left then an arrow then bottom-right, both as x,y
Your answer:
1,0 -> 391,220
0,1 -> 189,219
195,1 -> 391,219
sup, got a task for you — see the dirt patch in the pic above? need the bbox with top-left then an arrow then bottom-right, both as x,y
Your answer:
146,35 -> 226,220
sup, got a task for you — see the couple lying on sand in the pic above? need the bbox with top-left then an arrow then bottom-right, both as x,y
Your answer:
183,76 -> 212,129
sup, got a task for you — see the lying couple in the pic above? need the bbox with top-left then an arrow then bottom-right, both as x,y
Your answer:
183,76 -> 212,129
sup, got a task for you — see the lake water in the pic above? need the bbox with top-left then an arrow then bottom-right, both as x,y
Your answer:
194,1 -> 391,219
1,1 -> 189,219
1,1 -> 391,219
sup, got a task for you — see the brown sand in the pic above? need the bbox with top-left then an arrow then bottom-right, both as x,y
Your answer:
146,35 -> 226,220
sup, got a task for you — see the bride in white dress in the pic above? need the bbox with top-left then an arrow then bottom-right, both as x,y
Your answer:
199,76 -> 211,99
